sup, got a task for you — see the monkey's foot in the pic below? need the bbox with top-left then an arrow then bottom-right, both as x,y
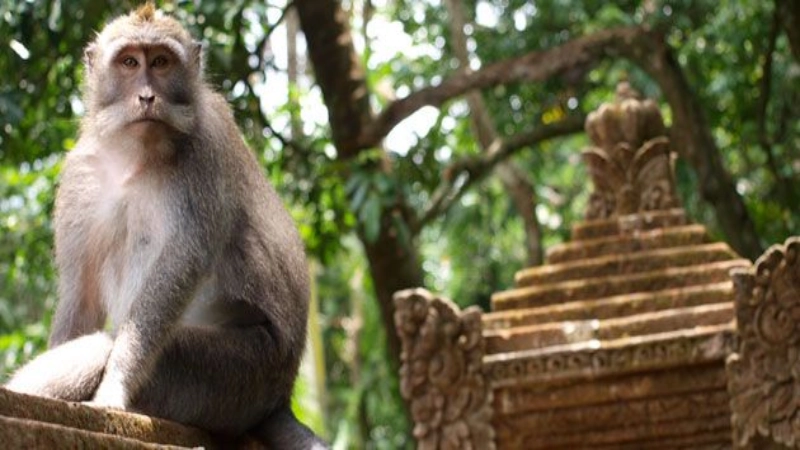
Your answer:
87,389 -> 128,410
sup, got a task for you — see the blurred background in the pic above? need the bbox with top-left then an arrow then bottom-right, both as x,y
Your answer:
0,0 -> 797,448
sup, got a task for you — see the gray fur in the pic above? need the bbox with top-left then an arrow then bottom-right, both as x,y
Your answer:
6,6 -> 326,449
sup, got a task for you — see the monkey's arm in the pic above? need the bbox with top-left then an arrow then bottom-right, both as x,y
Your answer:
49,278 -> 107,348
49,159 -> 107,347
91,227 -> 213,409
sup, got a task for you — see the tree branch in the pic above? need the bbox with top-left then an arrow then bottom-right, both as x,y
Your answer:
295,0 -> 374,158
357,26 -> 643,149
443,0 -> 544,265
616,30 -> 764,258
412,115 -> 586,233
777,0 -> 800,61
757,0 -> 797,215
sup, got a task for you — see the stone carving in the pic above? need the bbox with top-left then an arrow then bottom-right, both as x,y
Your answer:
494,390 -> 731,443
727,237 -> 800,448
393,288 -> 494,450
583,82 -> 680,220
486,329 -> 734,387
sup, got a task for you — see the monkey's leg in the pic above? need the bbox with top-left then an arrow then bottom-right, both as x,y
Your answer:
5,332 -> 113,402
128,325 -> 299,435
128,326 -> 327,448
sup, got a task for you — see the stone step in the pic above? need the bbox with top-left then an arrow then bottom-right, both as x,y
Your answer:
597,434 -> 732,450
494,389 -> 731,449
496,409 -> 731,450
0,388 -> 218,448
484,323 -> 735,388
546,224 -> 711,264
491,360 -> 728,415
0,415 -> 191,449
570,208 -> 689,241
515,242 -> 741,287
491,259 -> 749,311
484,302 -> 733,354
484,282 -> 734,331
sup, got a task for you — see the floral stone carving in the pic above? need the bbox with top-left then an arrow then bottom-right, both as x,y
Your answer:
727,237 -> 800,448
583,82 -> 680,220
393,288 -> 494,450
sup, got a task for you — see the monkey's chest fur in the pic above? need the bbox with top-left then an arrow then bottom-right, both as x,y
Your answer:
68,138 -> 227,331
87,152 -> 174,329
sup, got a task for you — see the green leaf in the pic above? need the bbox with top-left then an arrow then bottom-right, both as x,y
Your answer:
361,194 -> 382,243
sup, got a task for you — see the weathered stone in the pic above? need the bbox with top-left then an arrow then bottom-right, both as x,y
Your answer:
0,415 -> 192,449
0,388 -> 216,448
393,288 -> 494,450
492,259 -> 749,311
393,84 -> 759,449
497,412 -> 731,449
727,237 -> 800,449
492,361 -> 728,414
581,82 -> 680,220
484,325 -> 735,387
546,223 -> 711,264
571,208 -> 688,241
484,302 -> 734,353
0,387 -> 272,449
515,242 -> 740,287
483,282 -> 734,330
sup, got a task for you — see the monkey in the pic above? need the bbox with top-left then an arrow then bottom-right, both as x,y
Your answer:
5,4 -> 327,448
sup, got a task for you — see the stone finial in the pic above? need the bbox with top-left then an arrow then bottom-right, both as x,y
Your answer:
393,289 -> 494,450
582,82 -> 680,220
727,237 -> 800,448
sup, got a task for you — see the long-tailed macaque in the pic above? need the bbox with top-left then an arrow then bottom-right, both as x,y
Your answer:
5,4 -> 325,448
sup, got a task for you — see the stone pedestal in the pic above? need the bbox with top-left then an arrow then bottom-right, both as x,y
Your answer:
727,237 -> 800,449
394,83 -> 755,449
0,387 -> 224,449
483,207 -> 747,449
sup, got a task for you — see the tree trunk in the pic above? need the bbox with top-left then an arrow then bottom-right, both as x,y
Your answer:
294,0 -> 373,160
294,0 -> 424,365
294,2 -> 764,379
444,0 -> 544,266
286,7 -> 302,140
777,0 -> 800,61
617,32 -> 764,259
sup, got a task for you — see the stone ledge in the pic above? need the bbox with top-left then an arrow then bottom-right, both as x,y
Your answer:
546,224 -> 710,264
514,242 -> 740,287
492,361 -> 728,415
0,388 -> 226,449
570,208 -> 688,241
491,259 -> 749,311
0,415 -> 192,449
496,410 -> 731,450
483,282 -> 734,330
484,302 -> 733,354
484,324 -> 735,387
494,389 -> 732,449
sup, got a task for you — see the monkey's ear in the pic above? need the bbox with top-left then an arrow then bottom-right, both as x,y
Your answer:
192,41 -> 205,73
83,43 -> 97,73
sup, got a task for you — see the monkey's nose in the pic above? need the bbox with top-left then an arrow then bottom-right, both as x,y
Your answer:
138,95 -> 155,106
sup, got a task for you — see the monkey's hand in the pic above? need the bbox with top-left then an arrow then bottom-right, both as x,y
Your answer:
85,395 -> 127,410
86,370 -> 130,410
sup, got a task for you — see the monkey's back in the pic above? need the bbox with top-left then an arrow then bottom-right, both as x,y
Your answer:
181,88 -> 310,353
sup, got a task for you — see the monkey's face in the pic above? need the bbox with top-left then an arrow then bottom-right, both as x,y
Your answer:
86,42 -> 198,138
81,6 -> 203,139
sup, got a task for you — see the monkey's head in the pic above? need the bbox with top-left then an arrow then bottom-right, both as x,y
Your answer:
82,3 -> 203,137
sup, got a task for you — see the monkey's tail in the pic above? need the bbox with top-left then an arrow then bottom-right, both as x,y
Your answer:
251,406 -> 330,450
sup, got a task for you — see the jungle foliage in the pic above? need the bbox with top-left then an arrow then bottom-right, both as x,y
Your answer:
0,0 -> 797,447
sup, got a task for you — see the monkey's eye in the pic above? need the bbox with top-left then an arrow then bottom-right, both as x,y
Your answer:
151,55 -> 169,68
121,57 -> 139,68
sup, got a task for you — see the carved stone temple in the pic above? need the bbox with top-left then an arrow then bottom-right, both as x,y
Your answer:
394,84 -> 800,449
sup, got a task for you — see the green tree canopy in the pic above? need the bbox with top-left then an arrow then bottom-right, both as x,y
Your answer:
1,0 -> 797,447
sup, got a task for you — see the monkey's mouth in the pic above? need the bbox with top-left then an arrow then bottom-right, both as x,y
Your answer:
131,117 -> 167,126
